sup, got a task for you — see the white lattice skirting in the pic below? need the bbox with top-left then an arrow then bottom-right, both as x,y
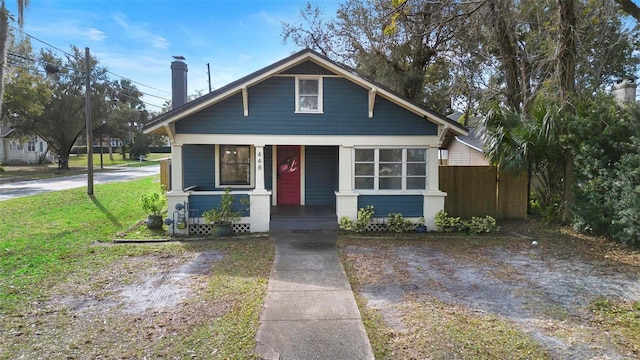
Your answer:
189,223 -> 251,236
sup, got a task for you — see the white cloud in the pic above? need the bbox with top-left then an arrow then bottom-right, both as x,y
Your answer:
112,13 -> 170,50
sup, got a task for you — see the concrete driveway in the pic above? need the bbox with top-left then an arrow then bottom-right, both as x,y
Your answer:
0,165 -> 160,201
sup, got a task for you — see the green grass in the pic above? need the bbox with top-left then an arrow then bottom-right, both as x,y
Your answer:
590,299 -> 640,354
0,177 -> 158,313
0,176 -> 274,359
66,152 -> 167,168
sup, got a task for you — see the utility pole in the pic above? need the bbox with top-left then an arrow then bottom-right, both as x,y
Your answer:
207,63 -> 212,93
85,47 -> 94,195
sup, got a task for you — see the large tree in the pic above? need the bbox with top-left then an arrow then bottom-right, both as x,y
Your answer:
6,46 -> 111,168
282,0 -> 471,113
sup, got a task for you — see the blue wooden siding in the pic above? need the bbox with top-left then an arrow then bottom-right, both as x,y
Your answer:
183,144 -> 216,190
358,195 -> 424,217
281,60 -> 336,75
175,77 -> 438,136
264,146 -> 273,190
187,193 -> 250,218
305,146 -> 338,205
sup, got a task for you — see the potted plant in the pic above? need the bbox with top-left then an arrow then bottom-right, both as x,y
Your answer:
140,187 -> 167,229
416,216 -> 428,233
203,188 -> 247,237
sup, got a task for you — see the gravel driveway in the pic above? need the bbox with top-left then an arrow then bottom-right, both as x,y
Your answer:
340,221 -> 640,359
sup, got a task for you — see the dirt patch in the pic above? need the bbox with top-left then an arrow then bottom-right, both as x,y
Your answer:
6,249 -> 226,359
341,221 -> 640,359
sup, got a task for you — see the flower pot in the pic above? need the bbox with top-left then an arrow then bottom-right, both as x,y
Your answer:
416,225 -> 428,233
146,215 -> 164,229
211,224 -> 233,237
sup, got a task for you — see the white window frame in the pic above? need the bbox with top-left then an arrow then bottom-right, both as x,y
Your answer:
353,147 -> 429,193
215,144 -> 255,189
27,139 -> 36,152
295,76 -> 323,113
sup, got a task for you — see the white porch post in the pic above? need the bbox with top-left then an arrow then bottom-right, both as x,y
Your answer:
167,144 -> 189,235
427,146 -> 439,191
335,145 -> 359,221
423,147 -> 446,231
171,144 -> 184,191
250,144 -> 271,232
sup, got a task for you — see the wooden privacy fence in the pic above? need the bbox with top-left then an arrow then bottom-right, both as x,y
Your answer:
160,159 -> 171,191
439,166 -> 527,220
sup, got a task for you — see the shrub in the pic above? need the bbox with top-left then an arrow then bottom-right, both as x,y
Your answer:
338,206 -> 375,233
339,216 -> 354,232
386,213 -> 416,233
139,186 -> 167,216
468,216 -> 500,234
354,205 -> 374,233
435,210 -> 500,234
435,210 -> 463,232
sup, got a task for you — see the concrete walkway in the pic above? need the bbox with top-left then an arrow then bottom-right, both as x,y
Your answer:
255,231 -> 374,360
0,165 -> 160,201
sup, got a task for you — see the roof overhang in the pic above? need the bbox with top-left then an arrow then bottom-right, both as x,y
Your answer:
143,49 -> 468,139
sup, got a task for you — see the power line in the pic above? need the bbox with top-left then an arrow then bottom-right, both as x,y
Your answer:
10,25 -> 171,99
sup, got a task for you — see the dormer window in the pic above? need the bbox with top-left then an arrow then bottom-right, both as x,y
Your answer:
295,76 -> 323,113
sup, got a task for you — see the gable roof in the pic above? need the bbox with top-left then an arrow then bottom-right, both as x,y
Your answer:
143,48 -> 468,138
454,127 -> 485,153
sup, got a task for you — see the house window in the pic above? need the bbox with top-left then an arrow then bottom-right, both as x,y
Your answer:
27,139 -> 36,152
354,148 -> 428,190
9,140 -> 21,150
295,77 -> 323,113
217,145 -> 253,188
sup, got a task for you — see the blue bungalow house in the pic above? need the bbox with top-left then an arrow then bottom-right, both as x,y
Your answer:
143,49 -> 467,235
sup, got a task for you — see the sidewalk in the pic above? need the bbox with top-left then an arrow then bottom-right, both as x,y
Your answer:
255,231 -> 374,360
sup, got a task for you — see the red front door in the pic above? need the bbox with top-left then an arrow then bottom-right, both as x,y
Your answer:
277,145 -> 301,205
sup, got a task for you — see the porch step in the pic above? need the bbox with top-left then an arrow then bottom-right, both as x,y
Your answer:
270,216 -> 339,232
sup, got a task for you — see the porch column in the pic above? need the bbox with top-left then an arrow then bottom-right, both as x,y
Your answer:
172,144 -> 184,191
335,145 -> 358,221
250,144 -> 271,232
424,147 -> 446,231
427,147 -> 439,191
166,143 -> 189,236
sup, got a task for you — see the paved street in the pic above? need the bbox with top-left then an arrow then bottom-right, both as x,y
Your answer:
0,165 -> 160,201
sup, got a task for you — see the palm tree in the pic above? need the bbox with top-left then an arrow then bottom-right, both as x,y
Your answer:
479,97 -> 566,219
0,0 -> 30,117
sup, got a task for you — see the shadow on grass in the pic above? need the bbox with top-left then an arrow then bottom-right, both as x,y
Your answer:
90,194 -> 122,227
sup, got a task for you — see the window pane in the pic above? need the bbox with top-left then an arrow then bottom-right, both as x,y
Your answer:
220,145 -> 251,185
300,96 -> 318,110
407,149 -> 427,162
355,163 -> 374,176
355,177 -> 374,189
379,177 -> 402,190
355,149 -> 374,162
299,79 -> 318,95
379,149 -> 402,162
221,164 -> 250,184
379,164 -> 402,176
407,177 -> 426,189
407,163 -> 426,176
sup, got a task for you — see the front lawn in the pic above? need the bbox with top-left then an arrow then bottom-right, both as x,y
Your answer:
0,177 -> 273,359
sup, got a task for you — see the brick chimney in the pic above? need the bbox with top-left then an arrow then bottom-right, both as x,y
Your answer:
612,78 -> 636,104
171,57 -> 188,109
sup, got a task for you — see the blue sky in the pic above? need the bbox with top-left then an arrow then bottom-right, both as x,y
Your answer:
5,0 -> 341,110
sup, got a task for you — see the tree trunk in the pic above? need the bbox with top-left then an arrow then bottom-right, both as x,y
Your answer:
556,0 -> 577,223
487,0 -> 522,110
613,0 -> 640,22
108,139 -> 114,161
